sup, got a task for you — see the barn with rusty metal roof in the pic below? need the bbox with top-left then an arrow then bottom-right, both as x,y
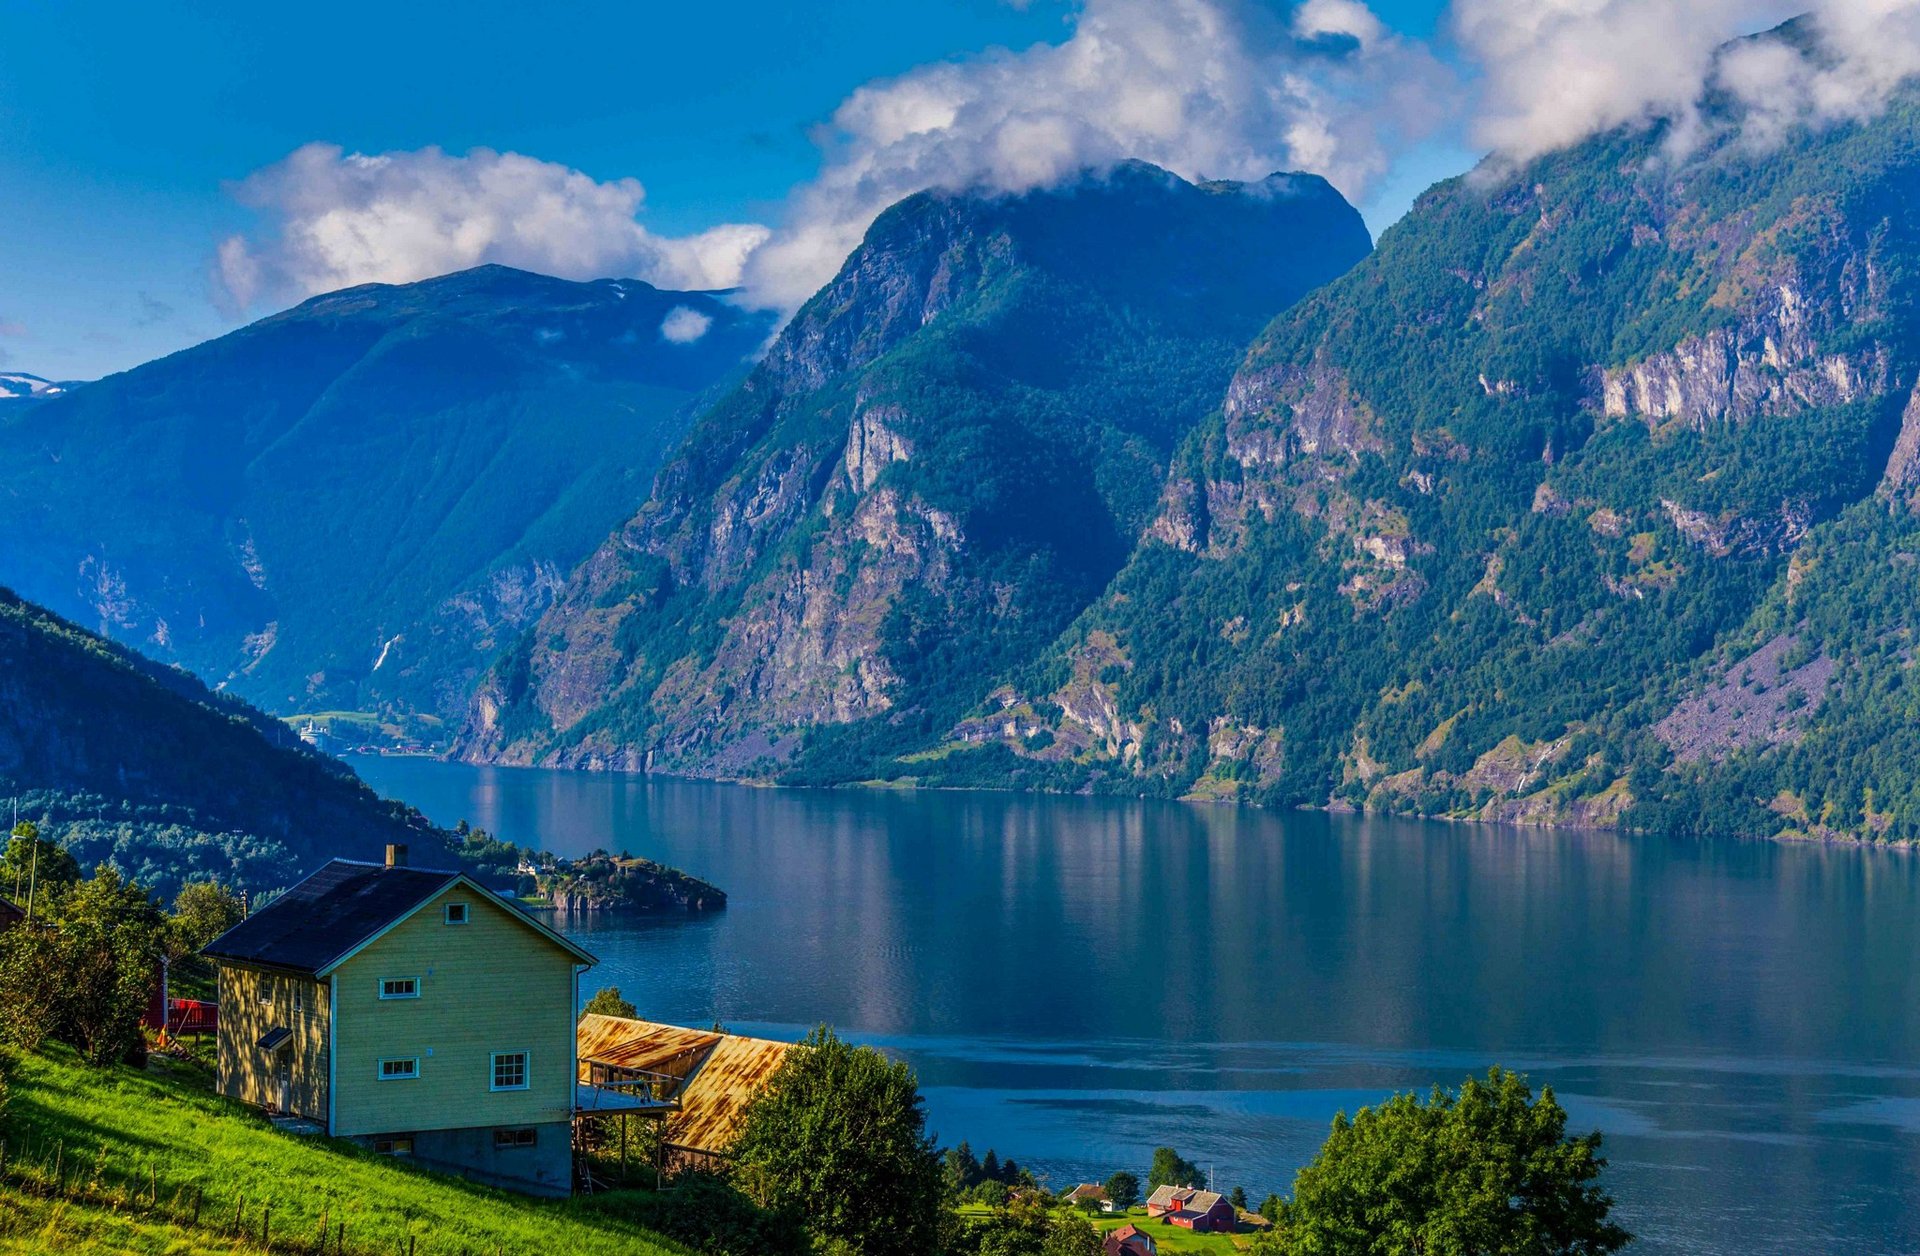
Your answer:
576,1013 -> 794,1158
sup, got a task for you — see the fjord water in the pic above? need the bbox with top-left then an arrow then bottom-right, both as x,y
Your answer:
354,758 -> 1920,1254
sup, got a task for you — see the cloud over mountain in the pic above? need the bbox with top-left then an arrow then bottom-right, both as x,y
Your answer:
1455,0 -> 1920,162
740,0 -> 1451,309
215,144 -> 769,311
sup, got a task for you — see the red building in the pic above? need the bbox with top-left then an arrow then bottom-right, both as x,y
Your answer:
1103,1223 -> 1158,1256
1143,1185 -> 1236,1232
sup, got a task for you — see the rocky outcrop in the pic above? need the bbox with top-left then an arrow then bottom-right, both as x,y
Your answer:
1655,634 -> 1835,763
1592,275 -> 1888,430
1884,382 -> 1920,509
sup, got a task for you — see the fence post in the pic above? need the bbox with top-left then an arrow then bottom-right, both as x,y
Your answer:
262,1203 -> 271,1251
192,1184 -> 204,1225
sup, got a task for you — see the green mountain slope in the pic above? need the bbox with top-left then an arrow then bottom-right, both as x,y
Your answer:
0,265 -> 770,724
932,36 -> 1920,841
0,587 -> 445,891
456,162 -> 1372,774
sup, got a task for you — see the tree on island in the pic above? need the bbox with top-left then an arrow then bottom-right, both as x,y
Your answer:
581,985 -> 638,1021
1148,1146 -> 1204,1190
732,1025 -> 945,1256
1255,1068 -> 1632,1256
1104,1170 -> 1141,1209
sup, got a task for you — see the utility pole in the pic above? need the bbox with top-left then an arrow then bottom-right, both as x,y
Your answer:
24,838 -> 38,923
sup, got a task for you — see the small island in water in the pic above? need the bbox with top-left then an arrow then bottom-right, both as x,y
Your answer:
453,823 -> 726,913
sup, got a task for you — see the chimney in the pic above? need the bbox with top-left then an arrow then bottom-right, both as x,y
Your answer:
385,844 -> 408,868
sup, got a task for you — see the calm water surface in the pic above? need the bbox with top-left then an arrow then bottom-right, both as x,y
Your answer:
352,756 -> 1920,1254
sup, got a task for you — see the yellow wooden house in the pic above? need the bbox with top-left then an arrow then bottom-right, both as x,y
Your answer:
203,845 -> 597,1196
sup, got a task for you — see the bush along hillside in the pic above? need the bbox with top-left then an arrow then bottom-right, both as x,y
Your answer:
0,265 -> 772,726
908,28 -> 1920,843
0,588 -> 446,893
457,161 -> 1372,777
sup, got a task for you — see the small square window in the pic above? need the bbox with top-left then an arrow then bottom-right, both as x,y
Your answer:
379,977 -> 419,1000
491,1051 -> 529,1091
372,1136 -> 415,1156
444,902 -> 470,925
378,1057 -> 419,1081
493,1128 -> 537,1150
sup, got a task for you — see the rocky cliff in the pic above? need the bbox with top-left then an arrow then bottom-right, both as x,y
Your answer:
457,163 -> 1372,774
929,38 -> 1920,842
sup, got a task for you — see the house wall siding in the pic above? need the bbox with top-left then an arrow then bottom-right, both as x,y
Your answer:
329,886 -> 578,1138
214,965 -> 330,1123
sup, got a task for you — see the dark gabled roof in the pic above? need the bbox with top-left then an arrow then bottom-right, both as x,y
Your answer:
202,859 -> 461,974
203,858 -> 597,974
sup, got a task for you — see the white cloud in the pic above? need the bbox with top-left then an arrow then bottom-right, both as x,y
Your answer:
739,0 -> 1452,310
1452,0 -> 1920,163
216,143 -> 770,312
660,306 -> 714,344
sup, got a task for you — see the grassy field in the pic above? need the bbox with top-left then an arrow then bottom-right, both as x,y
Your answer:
0,1047 -> 688,1256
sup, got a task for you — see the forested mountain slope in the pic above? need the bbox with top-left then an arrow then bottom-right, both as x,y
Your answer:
0,588 -> 444,891
0,265 -> 769,724
933,38 -> 1920,842
457,162 -> 1371,775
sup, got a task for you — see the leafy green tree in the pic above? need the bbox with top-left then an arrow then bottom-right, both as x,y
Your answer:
2,821 -> 79,909
1105,1169 -> 1141,1209
732,1025 -> 944,1256
1148,1146 -> 1203,1190
56,866 -> 165,1066
0,925 -> 61,1050
1040,1215 -> 1103,1256
983,1149 -> 1002,1183
1260,1068 -> 1631,1256
946,1140 -> 983,1196
582,985 -> 638,1021
168,880 -> 244,960
972,1180 -> 1011,1208
1230,1185 -> 1248,1212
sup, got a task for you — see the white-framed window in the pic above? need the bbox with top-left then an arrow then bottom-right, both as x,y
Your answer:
493,1128 -> 537,1150
490,1051 -> 529,1091
378,1057 -> 419,1081
444,902 -> 470,925
379,977 -> 419,1000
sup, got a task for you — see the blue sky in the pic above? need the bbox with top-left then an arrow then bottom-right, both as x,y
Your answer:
3,1 -> 1461,380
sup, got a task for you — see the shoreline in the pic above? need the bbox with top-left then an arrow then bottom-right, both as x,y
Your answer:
348,752 -> 1915,854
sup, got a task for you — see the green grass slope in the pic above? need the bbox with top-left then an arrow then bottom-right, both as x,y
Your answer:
0,1048 -> 684,1256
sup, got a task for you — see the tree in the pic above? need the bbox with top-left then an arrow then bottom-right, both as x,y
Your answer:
1148,1146 -> 1203,1190
1230,1185 -> 1248,1211
1260,1068 -> 1632,1256
732,1025 -> 944,1256
1105,1170 -> 1141,1209
982,1149 -> 1002,1183
56,866 -> 165,1066
168,881 -> 243,960
582,985 -> 638,1021
946,1141 -> 983,1196
1039,1213 -> 1103,1256
2,822 -> 79,910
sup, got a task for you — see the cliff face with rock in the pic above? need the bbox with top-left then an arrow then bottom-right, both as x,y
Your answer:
457,163 -> 1371,775
933,41 -> 1920,843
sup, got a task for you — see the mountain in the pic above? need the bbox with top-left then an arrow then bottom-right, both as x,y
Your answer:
903,31 -> 1920,842
456,162 -> 1372,774
0,266 -> 772,726
0,586 -> 445,893
0,372 -> 82,401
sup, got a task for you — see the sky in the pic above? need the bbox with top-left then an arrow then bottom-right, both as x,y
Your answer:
2,0 -> 1912,381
